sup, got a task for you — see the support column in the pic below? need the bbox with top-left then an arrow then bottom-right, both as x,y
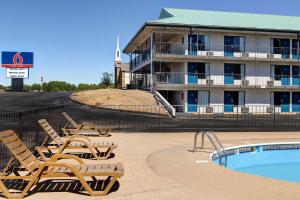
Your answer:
150,32 -> 154,91
290,91 -> 292,113
290,65 -> 293,87
290,39 -> 293,60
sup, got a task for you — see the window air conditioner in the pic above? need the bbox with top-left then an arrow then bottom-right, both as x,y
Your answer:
267,107 -> 274,113
206,106 -> 214,113
206,79 -> 214,85
241,107 -> 249,113
242,80 -> 249,86
267,80 -> 274,87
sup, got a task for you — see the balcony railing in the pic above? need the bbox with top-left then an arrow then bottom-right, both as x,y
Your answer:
153,72 -> 300,87
130,43 -> 300,72
154,42 -> 300,60
130,53 -> 151,71
173,104 -> 300,114
155,42 -> 186,55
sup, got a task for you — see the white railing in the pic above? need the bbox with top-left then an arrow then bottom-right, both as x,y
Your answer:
153,90 -> 176,117
130,43 -> 300,72
154,42 -> 300,61
153,72 -> 300,88
172,105 -> 300,114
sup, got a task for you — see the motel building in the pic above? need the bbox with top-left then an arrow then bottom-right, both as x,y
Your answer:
123,8 -> 300,114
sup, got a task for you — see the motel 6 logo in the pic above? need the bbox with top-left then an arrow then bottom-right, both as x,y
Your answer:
13,52 -> 23,65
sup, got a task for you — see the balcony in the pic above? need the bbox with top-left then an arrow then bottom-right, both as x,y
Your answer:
130,43 -> 300,72
130,52 -> 151,71
154,42 -> 186,55
173,104 -> 300,114
153,42 -> 300,62
153,72 -> 300,89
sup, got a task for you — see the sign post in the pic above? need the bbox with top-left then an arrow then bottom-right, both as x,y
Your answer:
1,51 -> 33,92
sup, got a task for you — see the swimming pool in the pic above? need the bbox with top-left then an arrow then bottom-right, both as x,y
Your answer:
212,143 -> 300,183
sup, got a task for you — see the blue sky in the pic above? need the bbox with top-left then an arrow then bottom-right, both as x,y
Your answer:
0,0 -> 300,85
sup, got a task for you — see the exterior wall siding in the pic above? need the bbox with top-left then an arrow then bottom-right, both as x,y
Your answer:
131,28 -> 300,113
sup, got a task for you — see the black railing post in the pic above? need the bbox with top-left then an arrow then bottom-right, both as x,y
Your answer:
18,113 -> 23,139
273,107 -> 276,129
236,107 -> 239,131
35,110 -> 39,146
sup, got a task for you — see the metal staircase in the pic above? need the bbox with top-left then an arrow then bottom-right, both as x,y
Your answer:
193,130 -> 227,166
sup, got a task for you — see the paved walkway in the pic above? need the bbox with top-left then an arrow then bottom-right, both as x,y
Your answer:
3,132 -> 300,199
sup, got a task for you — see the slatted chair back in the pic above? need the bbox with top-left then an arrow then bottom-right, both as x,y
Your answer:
0,130 -> 41,172
38,119 -> 64,145
62,112 -> 79,128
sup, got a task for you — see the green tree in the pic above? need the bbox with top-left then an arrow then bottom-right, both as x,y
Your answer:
31,83 -> 41,91
77,83 -> 90,91
100,72 -> 113,88
23,85 -> 31,91
0,85 -> 6,90
42,82 -> 49,91
31,81 -> 107,92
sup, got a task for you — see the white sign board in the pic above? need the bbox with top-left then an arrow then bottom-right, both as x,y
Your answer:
6,68 -> 29,78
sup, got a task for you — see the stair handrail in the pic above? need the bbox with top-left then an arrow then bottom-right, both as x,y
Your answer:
193,130 -> 227,165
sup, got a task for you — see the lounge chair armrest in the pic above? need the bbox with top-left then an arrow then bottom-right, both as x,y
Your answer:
65,135 -> 91,142
35,146 -> 48,161
49,154 -> 85,165
64,138 -> 89,146
63,127 -> 81,132
97,128 -> 112,131
61,128 -> 79,135
81,122 -> 97,129
81,122 -> 95,126
116,163 -> 125,175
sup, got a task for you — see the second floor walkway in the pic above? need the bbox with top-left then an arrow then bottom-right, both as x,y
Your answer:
153,72 -> 300,89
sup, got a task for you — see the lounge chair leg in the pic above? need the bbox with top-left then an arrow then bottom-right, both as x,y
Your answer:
0,174 -> 40,199
100,176 -> 118,196
88,147 -> 102,160
78,176 -> 118,196
57,143 -> 68,155
92,147 -> 113,160
104,148 -> 114,159
97,129 -> 111,137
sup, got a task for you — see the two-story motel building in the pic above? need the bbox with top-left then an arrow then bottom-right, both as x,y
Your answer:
123,8 -> 300,114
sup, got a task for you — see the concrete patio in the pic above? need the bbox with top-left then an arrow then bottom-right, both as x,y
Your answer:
3,131 -> 300,200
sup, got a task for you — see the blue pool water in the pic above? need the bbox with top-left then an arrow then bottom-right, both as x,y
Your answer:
213,145 -> 300,183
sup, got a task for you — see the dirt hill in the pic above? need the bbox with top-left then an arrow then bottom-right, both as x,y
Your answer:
71,89 -> 168,115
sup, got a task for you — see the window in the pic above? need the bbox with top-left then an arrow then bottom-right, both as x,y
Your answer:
224,36 -> 245,53
224,63 -> 243,80
188,34 -> 209,53
273,65 -> 290,80
188,62 -> 207,79
197,35 -> 206,51
232,64 -> 241,80
274,92 -> 290,106
292,39 -> 300,58
271,38 -> 290,56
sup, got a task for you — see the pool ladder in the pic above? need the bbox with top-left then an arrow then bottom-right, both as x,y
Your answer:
193,130 -> 227,166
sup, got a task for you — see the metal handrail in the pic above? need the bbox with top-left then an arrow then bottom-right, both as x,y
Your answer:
193,130 -> 227,166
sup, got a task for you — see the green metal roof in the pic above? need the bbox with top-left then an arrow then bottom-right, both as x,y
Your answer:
147,8 -> 300,32
124,8 -> 300,53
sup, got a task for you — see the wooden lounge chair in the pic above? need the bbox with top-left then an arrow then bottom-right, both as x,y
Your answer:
61,112 -> 111,137
0,130 -> 124,199
38,119 -> 117,160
